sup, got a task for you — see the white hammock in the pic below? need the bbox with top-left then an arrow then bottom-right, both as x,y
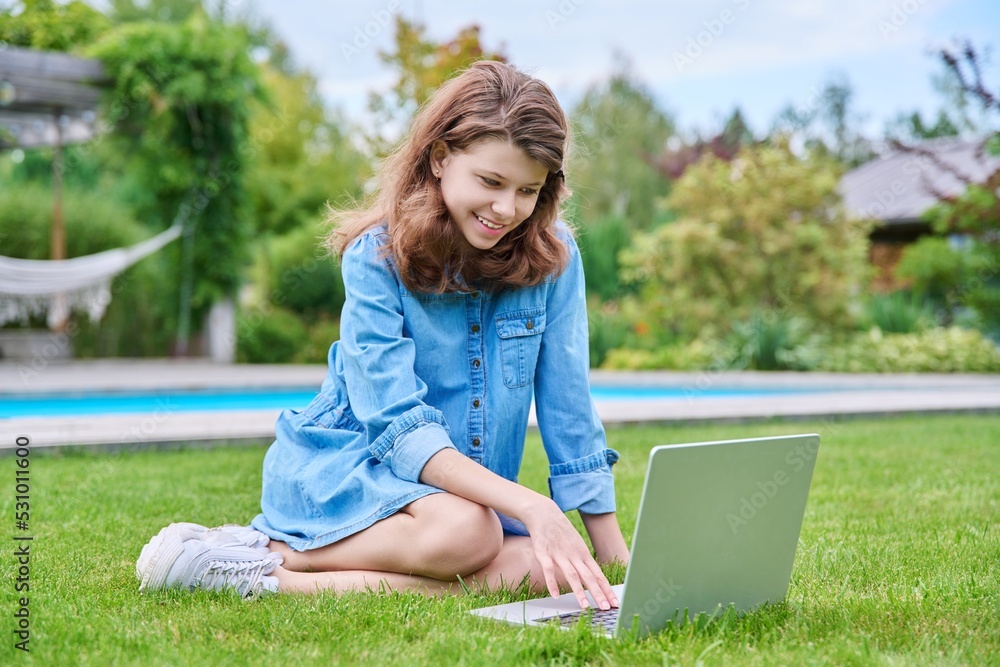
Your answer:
0,223 -> 183,328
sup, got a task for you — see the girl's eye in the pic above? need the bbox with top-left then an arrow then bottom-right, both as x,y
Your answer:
478,176 -> 537,195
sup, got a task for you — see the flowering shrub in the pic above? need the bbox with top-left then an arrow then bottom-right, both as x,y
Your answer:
601,326 -> 1000,373
815,327 -> 1000,373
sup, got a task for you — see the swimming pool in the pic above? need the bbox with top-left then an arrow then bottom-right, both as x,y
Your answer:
0,384 -> 811,418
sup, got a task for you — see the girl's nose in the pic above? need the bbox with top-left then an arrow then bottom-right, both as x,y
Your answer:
491,190 -> 516,220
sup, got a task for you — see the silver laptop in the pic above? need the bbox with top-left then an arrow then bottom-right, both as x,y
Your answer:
470,433 -> 820,638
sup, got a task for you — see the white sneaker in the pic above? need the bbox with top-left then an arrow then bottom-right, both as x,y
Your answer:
136,523 -> 271,580
204,524 -> 271,550
137,524 -> 282,598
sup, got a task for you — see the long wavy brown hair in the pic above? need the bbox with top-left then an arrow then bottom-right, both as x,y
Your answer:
326,60 -> 572,293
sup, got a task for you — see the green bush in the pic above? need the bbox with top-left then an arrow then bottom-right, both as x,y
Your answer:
816,326 -> 1000,373
601,311 -> 823,372
0,182 -> 142,258
257,223 -> 345,322
587,298 -> 631,367
618,141 -> 873,340
601,338 -> 725,371
724,311 -> 822,371
895,236 -> 1000,336
578,216 -> 632,301
587,294 -> 692,367
235,306 -> 309,363
955,245 -> 1000,337
602,324 -> 1000,374
294,317 -> 341,364
894,237 -> 966,309
235,307 -> 341,364
861,291 -> 934,334
963,285 -> 1000,339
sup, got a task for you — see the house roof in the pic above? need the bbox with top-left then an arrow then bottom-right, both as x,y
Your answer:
839,137 -> 1000,224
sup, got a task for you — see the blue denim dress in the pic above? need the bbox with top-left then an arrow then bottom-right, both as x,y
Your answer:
251,225 -> 619,551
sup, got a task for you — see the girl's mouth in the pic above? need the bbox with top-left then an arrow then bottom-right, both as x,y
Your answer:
475,214 -> 504,231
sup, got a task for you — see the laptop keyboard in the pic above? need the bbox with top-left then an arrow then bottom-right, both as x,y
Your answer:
544,607 -> 620,631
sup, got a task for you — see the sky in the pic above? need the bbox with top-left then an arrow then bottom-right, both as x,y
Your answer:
233,0 -> 1000,141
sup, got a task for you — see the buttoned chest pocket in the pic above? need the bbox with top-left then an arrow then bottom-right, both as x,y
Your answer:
496,308 -> 546,388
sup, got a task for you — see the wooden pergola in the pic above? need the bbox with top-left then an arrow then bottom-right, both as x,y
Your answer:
0,46 -> 109,264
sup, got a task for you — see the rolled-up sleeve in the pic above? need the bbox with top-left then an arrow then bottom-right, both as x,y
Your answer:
534,230 -> 619,514
548,448 -> 619,514
338,232 -> 457,483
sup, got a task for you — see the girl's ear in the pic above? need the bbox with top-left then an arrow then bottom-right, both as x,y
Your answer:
429,140 -> 450,177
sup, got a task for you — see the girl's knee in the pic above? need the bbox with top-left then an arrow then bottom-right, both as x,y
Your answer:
417,497 -> 503,577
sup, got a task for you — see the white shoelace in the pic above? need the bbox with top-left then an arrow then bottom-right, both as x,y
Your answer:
199,558 -> 275,597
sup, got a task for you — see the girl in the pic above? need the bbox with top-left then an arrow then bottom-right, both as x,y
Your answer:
137,60 -> 629,611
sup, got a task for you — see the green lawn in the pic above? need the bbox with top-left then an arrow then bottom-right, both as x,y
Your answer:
2,413 -> 998,666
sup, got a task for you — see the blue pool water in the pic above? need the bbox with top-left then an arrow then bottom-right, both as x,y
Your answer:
0,385 -> 808,419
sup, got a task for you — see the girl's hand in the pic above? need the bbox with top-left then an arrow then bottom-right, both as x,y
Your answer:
521,498 -> 620,611
417,449 -> 619,608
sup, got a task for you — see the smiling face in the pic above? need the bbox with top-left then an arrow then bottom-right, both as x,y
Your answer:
430,138 -> 550,251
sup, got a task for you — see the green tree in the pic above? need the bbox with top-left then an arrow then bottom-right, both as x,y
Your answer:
919,169 -> 1000,334
882,40 -> 1000,142
568,59 -> 675,302
105,0 -> 204,24
892,41 -> 1000,336
104,0 -> 269,47
0,0 -> 109,51
366,16 -> 507,154
884,109 -> 960,142
772,75 -> 874,167
568,58 -> 675,229
931,43 -> 999,136
893,236 -> 968,323
245,55 -> 370,237
652,106 -> 757,181
576,215 -> 631,301
620,141 -> 873,341
89,10 -> 265,354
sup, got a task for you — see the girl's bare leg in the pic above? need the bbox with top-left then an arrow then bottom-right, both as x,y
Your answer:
270,493 -> 505,580
274,535 -> 557,596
